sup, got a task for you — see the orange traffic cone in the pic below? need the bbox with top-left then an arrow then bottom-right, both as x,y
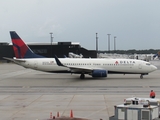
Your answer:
70,110 -> 73,118
57,112 -> 60,117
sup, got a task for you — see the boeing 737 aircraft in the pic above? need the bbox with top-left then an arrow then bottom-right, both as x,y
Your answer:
4,31 -> 157,79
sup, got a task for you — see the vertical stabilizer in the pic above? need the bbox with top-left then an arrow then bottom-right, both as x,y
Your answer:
10,31 -> 45,58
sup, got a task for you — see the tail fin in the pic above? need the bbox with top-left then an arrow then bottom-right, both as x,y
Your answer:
10,31 -> 45,58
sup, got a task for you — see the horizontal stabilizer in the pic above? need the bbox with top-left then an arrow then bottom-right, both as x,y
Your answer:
3,57 -> 26,62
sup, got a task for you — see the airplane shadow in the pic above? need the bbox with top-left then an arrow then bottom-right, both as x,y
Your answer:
17,73 -> 153,81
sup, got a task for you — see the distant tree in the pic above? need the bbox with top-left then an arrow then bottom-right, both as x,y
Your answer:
99,49 -> 160,54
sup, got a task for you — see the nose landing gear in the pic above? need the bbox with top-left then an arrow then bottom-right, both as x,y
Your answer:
140,74 -> 143,79
140,73 -> 148,79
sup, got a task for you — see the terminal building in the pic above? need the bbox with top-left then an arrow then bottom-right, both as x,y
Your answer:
0,42 -> 97,61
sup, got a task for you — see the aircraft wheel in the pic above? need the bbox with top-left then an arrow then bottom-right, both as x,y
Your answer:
80,73 -> 85,79
140,74 -> 143,79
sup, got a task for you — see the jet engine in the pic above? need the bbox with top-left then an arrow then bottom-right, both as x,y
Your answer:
92,70 -> 107,77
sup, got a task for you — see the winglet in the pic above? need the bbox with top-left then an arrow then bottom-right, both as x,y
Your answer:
54,55 -> 64,66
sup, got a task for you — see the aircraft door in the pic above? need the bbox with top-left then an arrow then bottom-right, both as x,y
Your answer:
138,64 -> 142,69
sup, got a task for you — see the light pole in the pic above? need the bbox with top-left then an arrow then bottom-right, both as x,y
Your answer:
96,33 -> 98,58
107,34 -> 111,53
50,32 -> 53,57
114,36 -> 116,52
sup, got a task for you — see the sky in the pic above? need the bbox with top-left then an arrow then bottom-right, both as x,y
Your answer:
0,0 -> 160,50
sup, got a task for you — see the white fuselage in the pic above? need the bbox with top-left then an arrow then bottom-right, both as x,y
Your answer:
14,58 -> 157,74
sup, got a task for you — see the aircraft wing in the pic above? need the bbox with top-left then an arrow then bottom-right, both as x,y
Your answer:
54,55 -> 99,73
3,57 -> 26,62
67,66 -> 93,73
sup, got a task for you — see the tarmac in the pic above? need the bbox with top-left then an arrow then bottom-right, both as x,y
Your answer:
0,60 -> 159,120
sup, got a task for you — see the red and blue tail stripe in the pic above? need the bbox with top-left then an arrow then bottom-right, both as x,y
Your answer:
10,31 -> 45,58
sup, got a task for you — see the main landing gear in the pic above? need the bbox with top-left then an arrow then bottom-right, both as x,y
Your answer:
140,74 -> 143,79
80,73 -> 85,79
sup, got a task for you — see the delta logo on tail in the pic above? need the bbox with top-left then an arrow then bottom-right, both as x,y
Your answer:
10,32 -> 28,58
10,31 -> 45,58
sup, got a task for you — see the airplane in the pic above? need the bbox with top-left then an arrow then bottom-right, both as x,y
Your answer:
153,51 -> 160,60
68,52 -> 83,58
3,31 -> 157,79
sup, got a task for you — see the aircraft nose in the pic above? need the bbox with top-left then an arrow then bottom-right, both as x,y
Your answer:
151,65 -> 157,71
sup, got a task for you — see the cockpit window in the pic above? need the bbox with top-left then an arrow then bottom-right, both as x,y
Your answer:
146,63 -> 150,65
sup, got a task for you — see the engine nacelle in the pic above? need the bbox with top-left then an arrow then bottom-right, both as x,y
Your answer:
92,70 -> 107,77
